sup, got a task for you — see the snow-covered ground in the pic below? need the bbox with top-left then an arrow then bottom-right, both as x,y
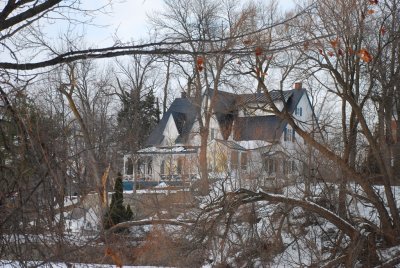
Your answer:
8,180 -> 400,267
1,261 -> 166,268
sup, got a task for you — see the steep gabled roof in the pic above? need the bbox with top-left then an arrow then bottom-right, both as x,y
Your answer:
146,87 -> 308,146
284,88 -> 305,114
233,115 -> 285,142
146,97 -> 197,146
237,90 -> 293,106
232,88 -> 306,142
212,90 -> 237,113
208,90 -> 238,140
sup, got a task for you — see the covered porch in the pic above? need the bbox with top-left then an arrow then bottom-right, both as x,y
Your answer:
123,146 -> 199,182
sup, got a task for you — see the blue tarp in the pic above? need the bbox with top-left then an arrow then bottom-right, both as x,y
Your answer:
123,180 -> 187,191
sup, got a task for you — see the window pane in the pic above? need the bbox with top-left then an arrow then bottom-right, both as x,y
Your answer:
211,128 -> 215,140
241,152 -> 247,170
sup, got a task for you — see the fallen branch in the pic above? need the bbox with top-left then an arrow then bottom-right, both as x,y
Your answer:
234,188 -> 359,240
106,218 -> 195,234
375,254 -> 400,268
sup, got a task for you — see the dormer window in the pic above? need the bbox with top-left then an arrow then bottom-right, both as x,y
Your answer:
295,107 -> 303,116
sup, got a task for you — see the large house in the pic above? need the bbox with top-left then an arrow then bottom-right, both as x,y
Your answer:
123,82 -> 319,188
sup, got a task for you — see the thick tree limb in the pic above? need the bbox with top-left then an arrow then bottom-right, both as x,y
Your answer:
320,255 -> 347,268
106,218 -> 194,234
0,35 -> 334,71
0,0 -> 62,31
375,255 -> 400,268
234,188 -> 359,240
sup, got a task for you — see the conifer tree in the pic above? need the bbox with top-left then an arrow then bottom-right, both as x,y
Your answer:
104,173 -> 133,230
117,89 -> 160,154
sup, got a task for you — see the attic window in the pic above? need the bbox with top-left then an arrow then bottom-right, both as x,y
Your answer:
295,107 -> 303,116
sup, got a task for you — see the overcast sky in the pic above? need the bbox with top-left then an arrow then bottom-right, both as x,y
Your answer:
80,0 -> 296,46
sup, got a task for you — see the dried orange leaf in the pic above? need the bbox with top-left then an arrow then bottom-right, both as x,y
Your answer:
196,56 -> 204,71
197,56 -> 204,65
255,47 -> 263,56
357,48 -> 373,62
330,38 -> 339,48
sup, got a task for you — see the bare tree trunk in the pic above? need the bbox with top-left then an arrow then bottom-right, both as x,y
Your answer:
163,56 -> 171,114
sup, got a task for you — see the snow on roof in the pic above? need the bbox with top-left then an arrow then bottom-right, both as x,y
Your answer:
155,182 -> 168,188
237,140 -> 271,150
137,146 -> 198,154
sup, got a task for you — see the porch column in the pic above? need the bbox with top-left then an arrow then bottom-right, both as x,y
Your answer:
123,155 -> 127,176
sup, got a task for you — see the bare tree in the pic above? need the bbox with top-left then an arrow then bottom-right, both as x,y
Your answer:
150,0 -> 287,192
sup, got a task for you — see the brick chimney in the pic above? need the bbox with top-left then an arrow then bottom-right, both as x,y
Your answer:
294,82 -> 302,90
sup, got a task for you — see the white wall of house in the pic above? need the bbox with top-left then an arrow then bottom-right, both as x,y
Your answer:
187,115 -> 224,146
281,124 -> 298,153
209,115 -> 223,141
189,121 -> 201,146
280,93 -> 319,153
293,93 -> 317,133
162,115 -> 180,146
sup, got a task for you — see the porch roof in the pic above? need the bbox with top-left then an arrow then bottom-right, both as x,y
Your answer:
214,139 -> 246,151
137,146 -> 199,155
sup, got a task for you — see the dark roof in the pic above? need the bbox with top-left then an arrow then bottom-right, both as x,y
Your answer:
233,116 -> 285,142
208,89 -> 304,141
206,90 -> 238,140
236,90 -> 293,106
212,90 -> 237,113
233,88 -> 306,142
216,112 -> 235,140
145,97 -> 197,146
